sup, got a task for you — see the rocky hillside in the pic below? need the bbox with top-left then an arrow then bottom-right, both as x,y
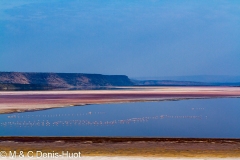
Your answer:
0,72 -> 134,90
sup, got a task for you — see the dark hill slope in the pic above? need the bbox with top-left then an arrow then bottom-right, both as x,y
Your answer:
0,72 -> 133,90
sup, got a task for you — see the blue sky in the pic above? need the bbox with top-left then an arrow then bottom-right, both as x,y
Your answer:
1,0 -> 240,77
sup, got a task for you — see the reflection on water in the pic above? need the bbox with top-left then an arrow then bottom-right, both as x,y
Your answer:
0,98 -> 240,138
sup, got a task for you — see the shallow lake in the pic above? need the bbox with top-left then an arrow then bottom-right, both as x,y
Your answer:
0,98 -> 239,138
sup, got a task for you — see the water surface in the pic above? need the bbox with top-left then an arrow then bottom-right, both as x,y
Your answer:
0,98 -> 239,138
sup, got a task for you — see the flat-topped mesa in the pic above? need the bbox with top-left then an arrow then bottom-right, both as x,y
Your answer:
0,72 -> 134,90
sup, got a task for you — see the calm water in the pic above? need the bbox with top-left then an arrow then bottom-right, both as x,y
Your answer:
0,98 -> 239,138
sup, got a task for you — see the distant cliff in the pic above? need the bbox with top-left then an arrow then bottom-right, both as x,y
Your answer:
132,80 -> 240,87
0,72 -> 134,90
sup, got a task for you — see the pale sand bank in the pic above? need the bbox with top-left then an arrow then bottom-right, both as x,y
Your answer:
1,137 -> 240,159
1,157 -> 240,160
1,87 -> 240,114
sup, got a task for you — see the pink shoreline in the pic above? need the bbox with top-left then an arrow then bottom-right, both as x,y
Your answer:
0,87 -> 240,114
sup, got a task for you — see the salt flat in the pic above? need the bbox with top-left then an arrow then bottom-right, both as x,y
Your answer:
0,87 -> 240,114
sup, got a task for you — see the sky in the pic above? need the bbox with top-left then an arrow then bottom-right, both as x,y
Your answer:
1,0 -> 240,78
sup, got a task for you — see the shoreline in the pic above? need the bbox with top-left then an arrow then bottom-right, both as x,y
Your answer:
1,86 -> 240,114
0,137 -> 240,158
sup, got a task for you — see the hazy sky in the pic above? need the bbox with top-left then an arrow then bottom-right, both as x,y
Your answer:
1,0 -> 240,77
